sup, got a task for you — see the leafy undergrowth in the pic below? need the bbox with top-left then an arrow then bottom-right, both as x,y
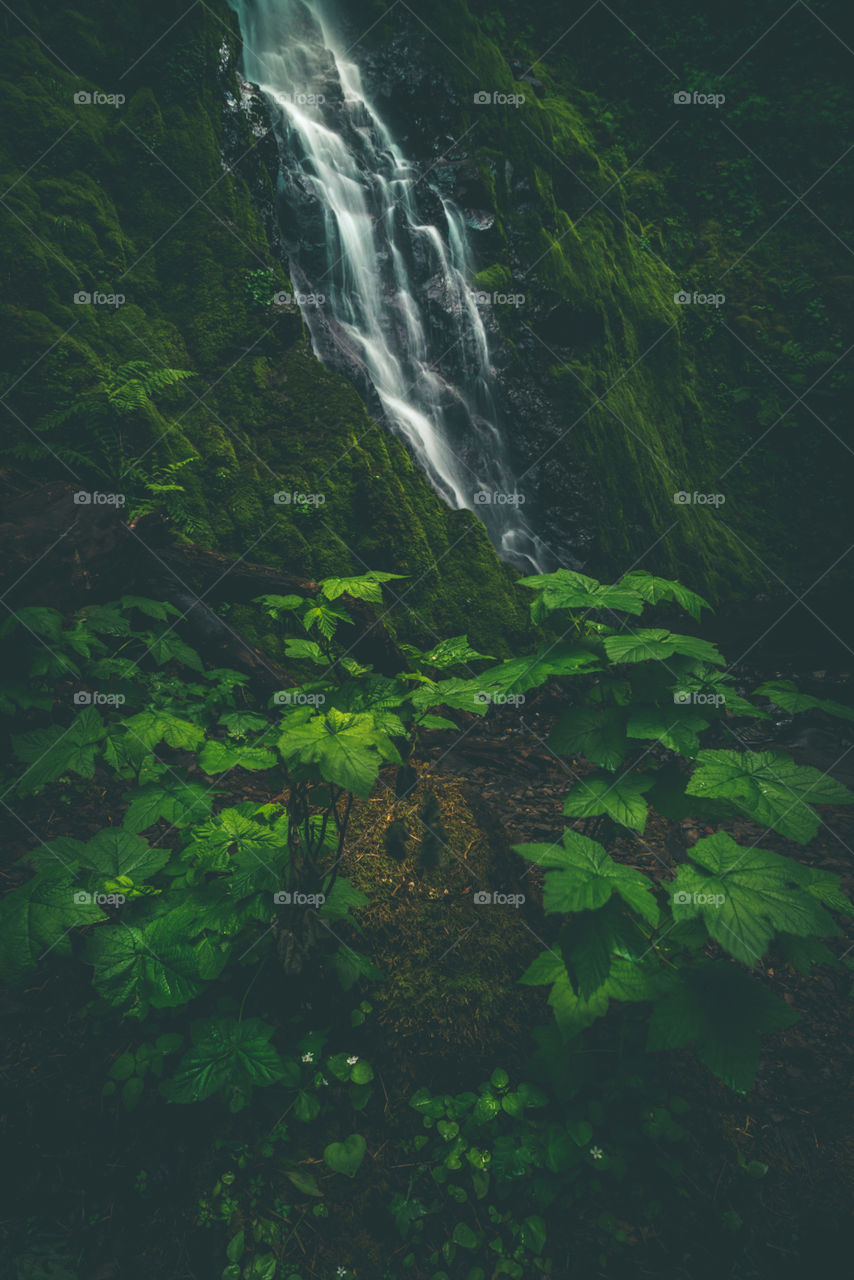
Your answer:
2,568 -> 854,1279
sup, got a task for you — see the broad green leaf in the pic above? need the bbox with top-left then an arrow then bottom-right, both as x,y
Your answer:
85,917 -> 204,1013
0,870 -> 106,981
122,711 -> 205,752
78,828 -> 170,882
420,636 -> 494,668
547,971 -> 611,1034
548,707 -> 627,770
604,629 -> 724,667
198,739 -> 277,775
473,643 -> 600,699
146,631 -> 204,672
671,831 -> 838,966
277,707 -> 400,797
120,596 -> 181,620
162,1016 -> 287,1103
320,572 -> 405,604
284,1169 -> 323,1196
519,949 -> 566,986
625,707 -> 709,757
123,778 -> 214,832
518,570 -> 645,617
13,706 -> 107,792
686,749 -> 854,844
327,945 -> 383,991
320,876 -> 369,920
514,829 -> 659,925
219,711 -> 271,736
562,772 -> 653,831
647,964 -> 798,1092
322,1133 -> 367,1177
283,639 -> 327,665
755,680 -> 854,723
618,571 -> 710,622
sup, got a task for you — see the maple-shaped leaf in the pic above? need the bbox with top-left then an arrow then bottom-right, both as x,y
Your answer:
513,829 -> 659,925
562,772 -> 653,831
671,831 -> 838,966
0,870 -> 106,981
686,749 -> 854,844
647,963 -> 798,1092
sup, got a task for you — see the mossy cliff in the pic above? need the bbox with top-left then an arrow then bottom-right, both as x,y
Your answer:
0,0 -> 528,654
349,0 -> 853,606
346,0 -> 762,595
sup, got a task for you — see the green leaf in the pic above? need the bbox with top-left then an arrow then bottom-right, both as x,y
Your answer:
13,706 -> 107,792
618,571 -> 710,622
452,1223 -> 479,1249
198,739 -> 277,775
0,870 -> 106,981
147,631 -> 204,672
85,917 -> 204,1013
123,778 -> 214,833
562,772 -> 653,831
162,1016 -> 287,1103
518,570 -> 645,616
671,832 -> 838,966
322,1134 -> 367,1177
109,1052 -> 136,1081
219,711 -> 271,736
604,629 -> 724,667
548,707 -> 627,770
122,711 -> 205,752
284,1170 -> 323,1197
514,829 -> 659,925
755,680 -> 854,723
647,964 -> 798,1092
78,828 -> 170,882
319,876 -> 369,921
283,639 -> 327,665
226,1231 -> 245,1262
519,950 -> 566,986
320,572 -> 405,603
625,707 -> 709,757
277,707 -> 400,797
420,636 -> 494,668
686,749 -> 854,844
120,596 -> 181,621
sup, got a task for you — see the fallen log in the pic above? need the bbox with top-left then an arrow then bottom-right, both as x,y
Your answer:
0,481 -> 409,694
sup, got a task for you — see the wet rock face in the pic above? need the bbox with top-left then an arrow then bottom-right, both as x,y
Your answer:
342,11 -> 600,571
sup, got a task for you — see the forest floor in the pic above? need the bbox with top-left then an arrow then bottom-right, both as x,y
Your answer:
2,677 -> 854,1280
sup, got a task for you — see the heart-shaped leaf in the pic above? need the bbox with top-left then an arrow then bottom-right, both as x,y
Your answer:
323,1133 -> 366,1177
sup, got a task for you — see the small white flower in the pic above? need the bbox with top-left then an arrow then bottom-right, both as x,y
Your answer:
589,1145 -> 604,1160
337,1269 -> 347,1278
320,1075 -> 329,1086
301,1051 -> 314,1063
346,1055 -> 359,1065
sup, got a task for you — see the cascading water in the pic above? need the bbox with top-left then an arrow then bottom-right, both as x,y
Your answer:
228,0 -> 549,572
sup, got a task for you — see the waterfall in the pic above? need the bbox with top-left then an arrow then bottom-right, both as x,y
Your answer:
228,0 -> 548,572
